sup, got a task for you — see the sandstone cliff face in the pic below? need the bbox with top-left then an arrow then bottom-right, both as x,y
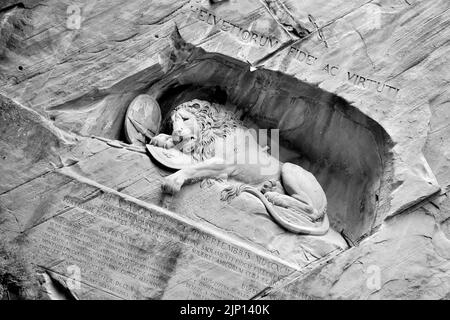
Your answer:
0,0 -> 449,299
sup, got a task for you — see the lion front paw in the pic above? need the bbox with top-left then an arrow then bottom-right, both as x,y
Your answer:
161,173 -> 185,194
150,134 -> 174,149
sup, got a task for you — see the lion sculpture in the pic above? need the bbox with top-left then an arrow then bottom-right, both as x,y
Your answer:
149,99 -> 329,235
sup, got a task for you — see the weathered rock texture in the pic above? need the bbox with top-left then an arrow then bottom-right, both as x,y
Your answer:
0,0 -> 449,299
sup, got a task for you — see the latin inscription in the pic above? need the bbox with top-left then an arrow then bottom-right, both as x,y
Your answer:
28,173 -> 296,299
287,47 -> 400,98
186,7 -> 399,98
190,5 -> 280,49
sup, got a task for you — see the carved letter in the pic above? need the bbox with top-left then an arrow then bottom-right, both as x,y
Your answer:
358,76 -> 366,88
213,15 -> 223,26
288,46 -> 298,57
376,82 -> 385,93
259,35 -> 269,47
198,9 -> 207,21
251,32 -> 259,45
241,30 -> 251,41
297,51 -> 307,62
347,71 -> 358,83
330,66 -> 339,76
221,20 -> 231,32
206,13 -> 215,25
268,37 -> 279,48
306,54 -> 317,66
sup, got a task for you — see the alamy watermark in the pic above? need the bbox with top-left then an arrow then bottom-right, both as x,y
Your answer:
153,126 -> 281,175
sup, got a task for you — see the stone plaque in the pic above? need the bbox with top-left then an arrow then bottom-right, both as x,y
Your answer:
4,169 -> 297,299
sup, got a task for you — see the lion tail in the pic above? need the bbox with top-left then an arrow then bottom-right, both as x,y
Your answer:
241,186 -> 329,236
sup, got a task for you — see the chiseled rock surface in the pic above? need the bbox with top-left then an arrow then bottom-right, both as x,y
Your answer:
262,199 -> 450,300
0,0 -> 449,299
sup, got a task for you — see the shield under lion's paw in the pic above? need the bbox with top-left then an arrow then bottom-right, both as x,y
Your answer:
161,174 -> 185,194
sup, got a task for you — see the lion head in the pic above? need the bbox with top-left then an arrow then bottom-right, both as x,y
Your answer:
168,99 -> 242,161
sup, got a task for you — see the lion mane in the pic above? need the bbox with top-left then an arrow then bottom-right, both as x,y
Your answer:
161,100 -> 330,236
171,99 -> 242,161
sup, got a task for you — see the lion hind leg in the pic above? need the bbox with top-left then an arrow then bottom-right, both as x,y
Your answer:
281,163 -> 314,205
290,194 -> 324,221
280,163 -> 326,221
264,192 -> 317,222
271,204 -> 316,226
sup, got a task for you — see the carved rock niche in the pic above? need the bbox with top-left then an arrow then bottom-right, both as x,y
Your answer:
147,52 -> 393,246
47,35 -> 394,266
